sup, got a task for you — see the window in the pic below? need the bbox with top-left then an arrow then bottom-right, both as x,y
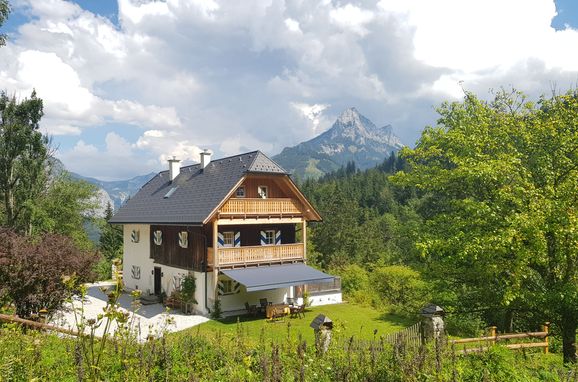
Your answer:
257,185 -> 268,199
236,186 -> 245,198
131,229 -> 140,243
178,231 -> 188,248
131,265 -> 141,280
264,230 -> 275,245
153,230 -> 162,245
222,280 -> 233,294
223,231 -> 235,247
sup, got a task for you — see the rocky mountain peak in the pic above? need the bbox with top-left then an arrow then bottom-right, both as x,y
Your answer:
336,107 -> 362,125
273,107 -> 405,179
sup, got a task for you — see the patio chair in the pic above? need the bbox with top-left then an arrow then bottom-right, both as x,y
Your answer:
245,302 -> 258,317
259,298 -> 271,313
290,304 -> 305,319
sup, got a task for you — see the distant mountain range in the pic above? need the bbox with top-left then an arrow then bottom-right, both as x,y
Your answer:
70,172 -> 156,212
273,107 -> 404,179
58,107 -> 403,215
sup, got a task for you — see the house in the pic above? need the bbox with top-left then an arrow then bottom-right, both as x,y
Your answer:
109,150 -> 341,315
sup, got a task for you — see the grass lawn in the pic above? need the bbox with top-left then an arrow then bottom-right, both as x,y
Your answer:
177,303 -> 414,345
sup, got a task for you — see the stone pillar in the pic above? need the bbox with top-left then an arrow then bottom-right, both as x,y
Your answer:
420,303 -> 445,343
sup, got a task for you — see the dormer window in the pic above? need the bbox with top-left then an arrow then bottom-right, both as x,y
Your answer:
258,185 -> 268,199
236,186 -> 245,198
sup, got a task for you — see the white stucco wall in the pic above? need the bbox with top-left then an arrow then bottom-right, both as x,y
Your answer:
122,225 -> 208,313
122,224 -> 153,293
308,292 -> 342,306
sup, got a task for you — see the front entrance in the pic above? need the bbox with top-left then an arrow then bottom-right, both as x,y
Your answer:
154,267 -> 162,295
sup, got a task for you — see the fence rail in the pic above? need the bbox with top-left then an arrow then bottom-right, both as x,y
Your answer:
0,313 -> 79,337
449,323 -> 550,355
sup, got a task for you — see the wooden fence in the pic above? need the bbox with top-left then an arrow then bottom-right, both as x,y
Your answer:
449,323 -> 550,355
0,313 -> 79,337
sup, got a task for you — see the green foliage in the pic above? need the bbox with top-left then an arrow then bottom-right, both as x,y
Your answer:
371,265 -> 430,317
93,255 -> 112,280
210,298 -> 222,320
0,90 -> 47,233
392,88 -> 578,362
27,173 -> 98,249
180,274 -> 197,304
0,0 -> 9,46
99,201 -> 123,260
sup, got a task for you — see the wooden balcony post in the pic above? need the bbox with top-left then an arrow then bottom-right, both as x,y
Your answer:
212,220 -> 219,301
302,219 -> 307,261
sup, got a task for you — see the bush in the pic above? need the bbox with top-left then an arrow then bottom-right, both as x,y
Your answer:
93,255 -> 112,281
0,229 -> 98,318
371,264 -> 430,317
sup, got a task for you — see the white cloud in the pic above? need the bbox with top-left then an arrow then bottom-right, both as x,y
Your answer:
6,0 -> 578,179
330,4 -> 375,36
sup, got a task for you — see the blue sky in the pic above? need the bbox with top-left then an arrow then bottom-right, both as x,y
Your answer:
2,0 -> 578,180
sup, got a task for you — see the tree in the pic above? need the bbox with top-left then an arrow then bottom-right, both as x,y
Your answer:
0,1 -> 9,46
27,173 -> 98,249
393,89 -> 578,363
99,201 -> 122,260
0,228 -> 98,317
0,90 -> 47,233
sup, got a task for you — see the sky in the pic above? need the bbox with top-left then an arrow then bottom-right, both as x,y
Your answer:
1,0 -> 578,180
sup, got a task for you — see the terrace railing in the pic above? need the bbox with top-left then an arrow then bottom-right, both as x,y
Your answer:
208,243 -> 304,267
220,198 -> 302,216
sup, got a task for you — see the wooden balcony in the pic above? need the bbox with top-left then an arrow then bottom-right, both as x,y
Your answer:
220,198 -> 302,217
208,243 -> 304,268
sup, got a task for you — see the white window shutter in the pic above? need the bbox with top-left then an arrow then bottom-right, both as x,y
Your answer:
234,231 -> 241,247
218,232 -> 224,247
275,230 -> 282,245
260,231 -> 266,245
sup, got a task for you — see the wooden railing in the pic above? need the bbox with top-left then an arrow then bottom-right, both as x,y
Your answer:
220,198 -> 302,216
209,243 -> 304,267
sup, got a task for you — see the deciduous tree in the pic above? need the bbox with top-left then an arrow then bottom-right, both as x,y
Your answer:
394,89 -> 578,363
0,229 -> 98,318
0,90 -> 47,233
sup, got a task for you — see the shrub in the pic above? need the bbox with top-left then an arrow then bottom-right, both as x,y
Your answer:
371,264 -> 430,317
0,229 -> 98,318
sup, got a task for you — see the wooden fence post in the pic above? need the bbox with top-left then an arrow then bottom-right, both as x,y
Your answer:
488,326 -> 497,346
542,322 -> 550,354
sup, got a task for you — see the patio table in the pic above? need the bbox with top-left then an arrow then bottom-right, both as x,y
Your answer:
266,304 -> 290,319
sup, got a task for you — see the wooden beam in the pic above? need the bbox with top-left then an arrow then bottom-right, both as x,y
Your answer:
217,217 -> 303,226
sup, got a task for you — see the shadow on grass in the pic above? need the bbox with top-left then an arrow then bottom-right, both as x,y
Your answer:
374,312 -> 416,327
215,313 -> 308,326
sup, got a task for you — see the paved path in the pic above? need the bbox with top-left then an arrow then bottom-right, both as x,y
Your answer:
51,282 -> 209,341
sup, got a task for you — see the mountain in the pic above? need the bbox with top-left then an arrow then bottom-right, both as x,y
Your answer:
273,107 -> 404,179
70,172 -> 156,211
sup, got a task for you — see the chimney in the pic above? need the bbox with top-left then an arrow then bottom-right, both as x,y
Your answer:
168,156 -> 180,181
200,149 -> 212,169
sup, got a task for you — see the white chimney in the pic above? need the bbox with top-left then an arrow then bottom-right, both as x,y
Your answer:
200,149 -> 212,169
168,157 -> 180,181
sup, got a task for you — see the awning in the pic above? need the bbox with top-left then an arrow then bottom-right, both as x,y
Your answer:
221,263 -> 335,292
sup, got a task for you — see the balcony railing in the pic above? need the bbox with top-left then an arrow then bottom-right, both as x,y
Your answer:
220,198 -> 302,216
208,243 -> 304,267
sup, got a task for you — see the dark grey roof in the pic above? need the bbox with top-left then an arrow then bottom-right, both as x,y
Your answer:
221,263 -> 335,292
109,151 -> 287,224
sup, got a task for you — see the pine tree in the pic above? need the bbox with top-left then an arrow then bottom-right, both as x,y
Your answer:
99,202 -> 122,260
